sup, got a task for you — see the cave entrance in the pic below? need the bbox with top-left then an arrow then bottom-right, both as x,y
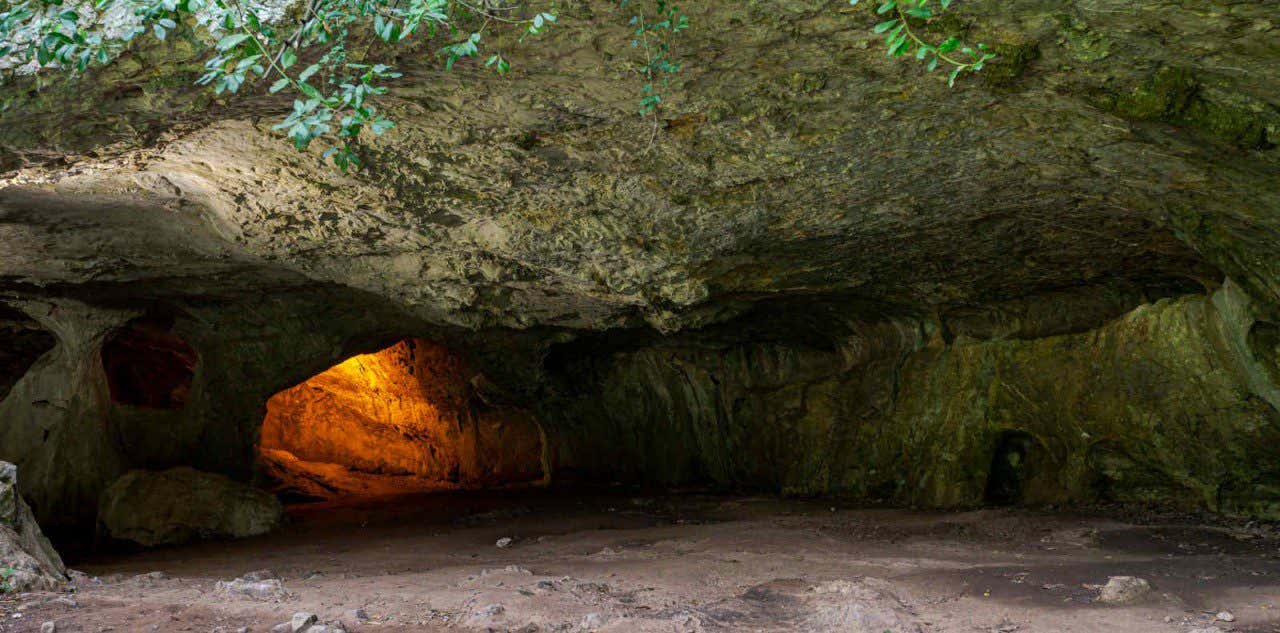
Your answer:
258,338 -> 545,503
0,305 -> 56,404
984,431 -> 1036,506
102,316 -> 196,410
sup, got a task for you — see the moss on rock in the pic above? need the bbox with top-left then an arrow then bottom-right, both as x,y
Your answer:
542,289 -> 1280,518
1098,67 -> 1273,149
981,41 -> 1040,90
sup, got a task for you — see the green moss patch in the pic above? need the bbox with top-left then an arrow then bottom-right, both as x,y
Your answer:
1097,67 -> 1272,149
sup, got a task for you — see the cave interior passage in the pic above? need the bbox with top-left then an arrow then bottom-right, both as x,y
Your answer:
257,338 -> 546,503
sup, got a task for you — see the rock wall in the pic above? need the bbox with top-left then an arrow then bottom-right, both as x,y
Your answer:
0,289 -> 430,529
0,462 -> 67,592
884,284 -> 1280,514
0,300 -> 137,531
540,285 -> 1280,516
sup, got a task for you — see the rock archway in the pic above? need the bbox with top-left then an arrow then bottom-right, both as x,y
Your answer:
259,338 -> 546,501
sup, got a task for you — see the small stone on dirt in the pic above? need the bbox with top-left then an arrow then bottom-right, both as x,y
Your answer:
240,569 -> 279,581
290,612 -> 318,632
475,604 -> 505,617
40,622 -> 56,633
496,537 -> 514,548
1098,576 -> 1152,604
581,613 -> 606,629
216,577 -> 288,600
1216,611 -> 1236,622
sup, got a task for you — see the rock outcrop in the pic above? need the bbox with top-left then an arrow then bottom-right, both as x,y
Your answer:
0,462 -> 67,592
97,468 -> 284,546
540,284 -> 1280,514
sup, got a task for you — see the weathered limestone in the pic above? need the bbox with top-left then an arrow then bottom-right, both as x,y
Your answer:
0,0 -> 1275,531
260,338 -> 545,499
97,467 -> 284,546
541,285 -> 1280,515
0,462 -> 67,592
0,300 -> 138,531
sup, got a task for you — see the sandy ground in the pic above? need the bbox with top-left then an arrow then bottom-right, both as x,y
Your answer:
2,490 -> 1278,632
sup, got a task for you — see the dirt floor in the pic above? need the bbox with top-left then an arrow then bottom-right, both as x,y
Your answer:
2,490 -> 1278,632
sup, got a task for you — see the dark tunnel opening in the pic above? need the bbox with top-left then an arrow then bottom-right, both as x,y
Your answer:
102,316 -> 197,410
984,431 -> 1037,506
0,305 -> 56,403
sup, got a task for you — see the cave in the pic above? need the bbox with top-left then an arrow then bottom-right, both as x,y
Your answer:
257,338 -> 545,503
984,431 -> 1036,506
2,0 -> 1280,628
101,316 -> 197,410
0,305 -> 56,403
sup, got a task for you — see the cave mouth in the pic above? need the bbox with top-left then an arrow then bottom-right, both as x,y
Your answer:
102,316 -> 197,410
984,431 -> 1036,506
0,305 -> 56,403
257,338 -> 546,504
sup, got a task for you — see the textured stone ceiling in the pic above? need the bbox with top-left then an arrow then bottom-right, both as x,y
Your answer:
0,0 -> 1274,335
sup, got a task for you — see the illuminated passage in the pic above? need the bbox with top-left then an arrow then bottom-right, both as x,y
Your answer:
259,339 -> 545,500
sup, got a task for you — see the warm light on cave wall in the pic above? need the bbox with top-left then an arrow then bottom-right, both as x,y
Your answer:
259,339 -> 544,500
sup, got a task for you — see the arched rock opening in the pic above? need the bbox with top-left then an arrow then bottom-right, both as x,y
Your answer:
984,431 -> 1038,506
0,305 -> 56,403
258,338 -> 545,502
102,316 -> 197,410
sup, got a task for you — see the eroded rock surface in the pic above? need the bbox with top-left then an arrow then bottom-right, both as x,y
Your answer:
0,462 -> 67,592
97,467 -> 284,546
260,338 -> 545,499
0,0 -> 1276,528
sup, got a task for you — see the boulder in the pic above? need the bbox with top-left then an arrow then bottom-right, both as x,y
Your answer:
1098,576 -> 1153,604
97,467 -> 283,547
0,461 -> 67,592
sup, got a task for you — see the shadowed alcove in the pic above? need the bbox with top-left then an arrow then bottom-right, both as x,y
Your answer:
102,316 -> 197,410
257,338 -> 546,502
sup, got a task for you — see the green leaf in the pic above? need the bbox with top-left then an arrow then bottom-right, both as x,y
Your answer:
216,33 -> 249,51
948,66 -> 962,87
269,77 -> 289,93
297,81 -> 322,99
873,19 -> 898,33
298,63 -> 319,82
876,0 -> 897,14
281,49 -> 297,69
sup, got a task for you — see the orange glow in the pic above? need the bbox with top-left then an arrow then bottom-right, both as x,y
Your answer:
259,339 -> 544,500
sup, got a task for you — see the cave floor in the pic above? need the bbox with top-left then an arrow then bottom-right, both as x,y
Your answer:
4,491 -> 1279,632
